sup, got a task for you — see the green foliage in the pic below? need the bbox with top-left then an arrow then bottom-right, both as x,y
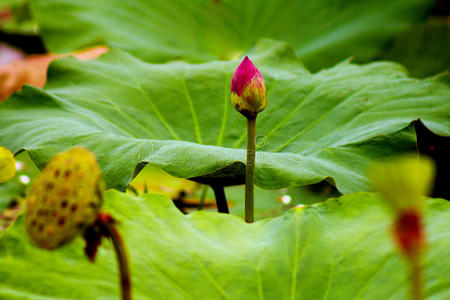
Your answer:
1,1 -> 449,298
226,184 -> 333,219
380,19 -> 450,78
0,40 -> 448,193
189,184 -> 333,220
31,0 -> 434,70
127,163 -> 332,218
0,191 -> 449,299
0,0 -> 36,34
0,182 -> 20,212
0,0 -> 24,8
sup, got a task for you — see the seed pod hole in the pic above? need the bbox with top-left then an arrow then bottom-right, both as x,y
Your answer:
46,182 -> 55,191
64,170 -> 72,178
61,200 -> 68,208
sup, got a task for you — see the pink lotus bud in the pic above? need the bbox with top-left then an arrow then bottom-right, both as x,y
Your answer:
231,56 -> 267,118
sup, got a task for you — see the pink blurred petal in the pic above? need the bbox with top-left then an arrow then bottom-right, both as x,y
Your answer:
0,43 -> 25,66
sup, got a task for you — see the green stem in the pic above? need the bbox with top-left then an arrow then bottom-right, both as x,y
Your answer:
410,253 -> 423,300
212,184 -> 229,213
198,185 -> 208,211
105,222 -> 132,300
245,116 -> 256,223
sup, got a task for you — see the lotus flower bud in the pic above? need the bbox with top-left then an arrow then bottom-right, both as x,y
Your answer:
25,147 -> 104,250
231,56 -> 267,118
0,146 -> 15,183
369,156 -> 434,257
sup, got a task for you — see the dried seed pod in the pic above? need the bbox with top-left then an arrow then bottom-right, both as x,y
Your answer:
25,147 -> 104,250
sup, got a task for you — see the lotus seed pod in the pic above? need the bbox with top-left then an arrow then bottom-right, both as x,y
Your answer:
231,56 -> 267,118
369,156 -> 433,257
25,147 -> 104,250
369,155 -> 434,212
0,146 -> 15,183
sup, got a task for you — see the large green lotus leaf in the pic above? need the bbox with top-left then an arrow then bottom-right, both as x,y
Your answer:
0,40 -> 448,193
379,19 -> 450,78
31,0 -> 434,70
0,191 -> 449,299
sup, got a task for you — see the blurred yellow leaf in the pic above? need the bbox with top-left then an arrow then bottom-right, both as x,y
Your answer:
0,146 -> 15,182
